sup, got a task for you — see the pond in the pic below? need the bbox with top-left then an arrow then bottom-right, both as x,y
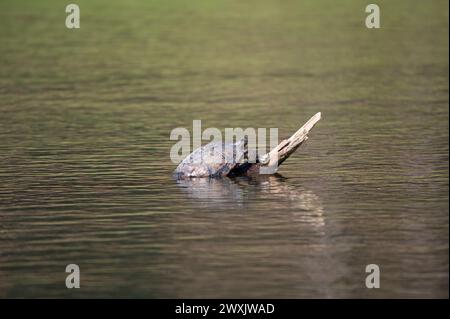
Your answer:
0,0 -> 448,298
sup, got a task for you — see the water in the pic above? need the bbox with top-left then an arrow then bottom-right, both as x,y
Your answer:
0,0 -> 448,298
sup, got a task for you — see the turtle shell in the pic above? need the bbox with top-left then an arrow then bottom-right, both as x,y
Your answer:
174,138 -> 247,178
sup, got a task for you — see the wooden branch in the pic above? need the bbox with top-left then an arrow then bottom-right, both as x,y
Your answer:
261,112 -> 321,167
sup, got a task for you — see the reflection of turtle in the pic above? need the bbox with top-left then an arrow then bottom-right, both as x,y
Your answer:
176,174 -> 325,227
174,113 -> 321,178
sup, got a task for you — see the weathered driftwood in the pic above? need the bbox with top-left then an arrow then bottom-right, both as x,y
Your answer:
259,112 -> 321,167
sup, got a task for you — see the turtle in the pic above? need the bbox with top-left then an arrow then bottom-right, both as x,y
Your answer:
174,112 -> 321,178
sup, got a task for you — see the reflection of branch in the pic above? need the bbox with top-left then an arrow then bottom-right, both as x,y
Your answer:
175,175 -> 325,228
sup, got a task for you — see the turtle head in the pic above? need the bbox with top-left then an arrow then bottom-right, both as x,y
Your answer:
233,136 -> 249,163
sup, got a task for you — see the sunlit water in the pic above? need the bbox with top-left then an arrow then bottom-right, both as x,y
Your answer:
0,0 -> 448,298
